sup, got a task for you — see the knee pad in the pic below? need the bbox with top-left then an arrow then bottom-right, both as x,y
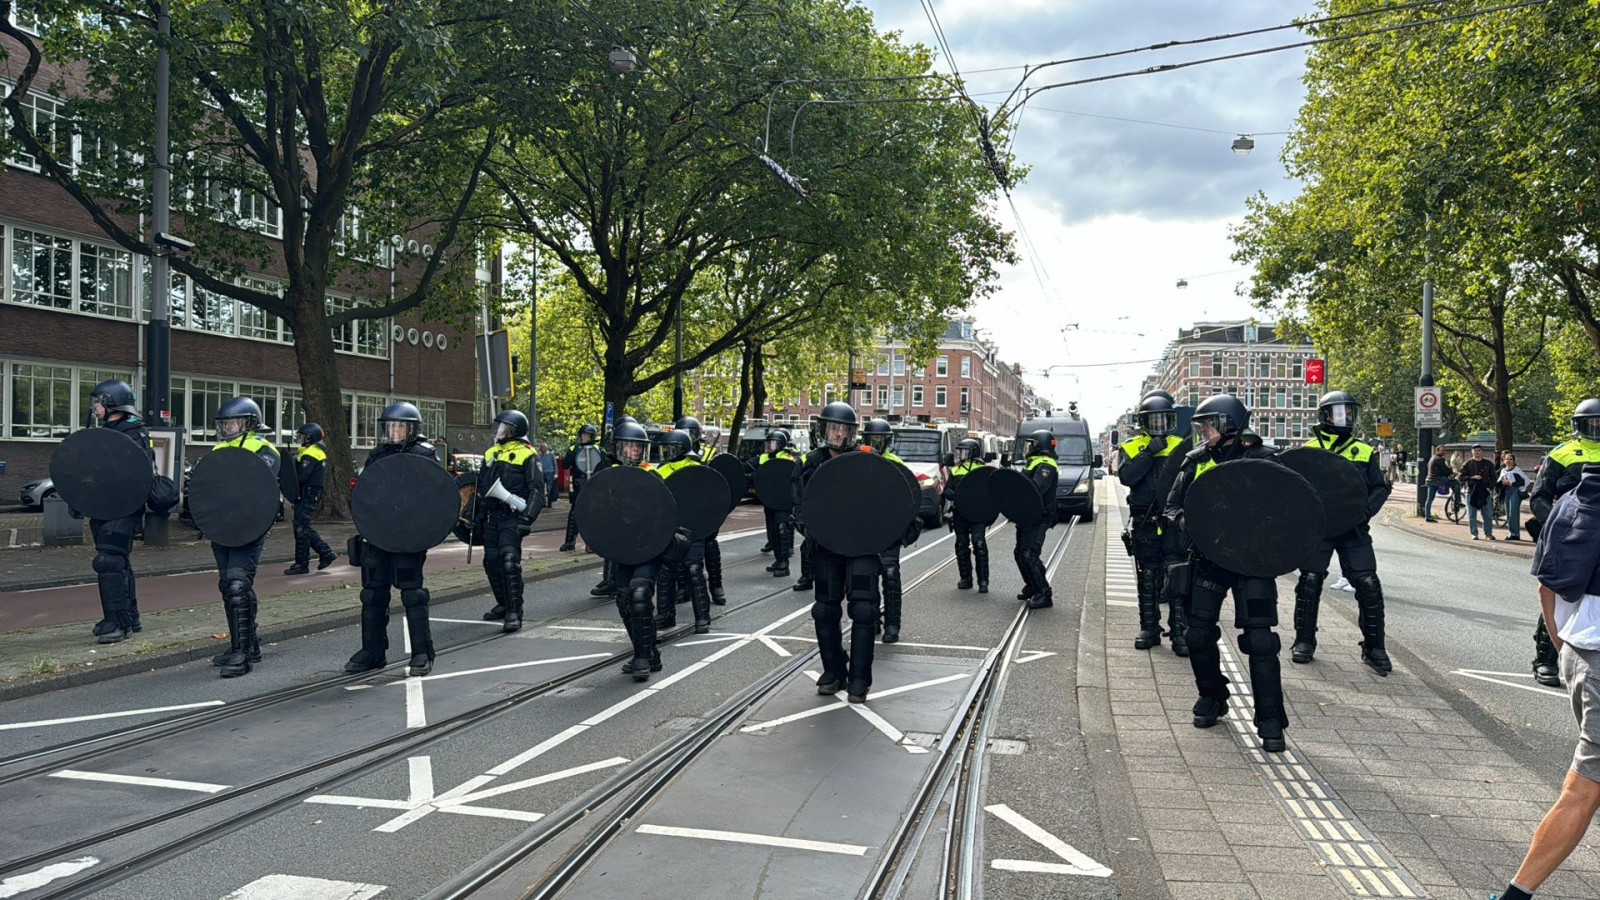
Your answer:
1186,621 -> 1222,648
848,599 -> 878,624
812,599 -> 843,625
222,567 -> 252,603
1013,545 -> 1029,565
1294,570 -> 1326,597
501,552 -> 521,578
292,521 -> 309,538
1349,571 -> 1382,600
687,560 -> 705,580
93,552 -> 127,576
1238,628 -> 1281,657
359,587 -> 389,609
401,588 -> 430,610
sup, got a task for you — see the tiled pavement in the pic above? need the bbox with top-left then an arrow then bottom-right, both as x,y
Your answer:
1096,491 -> 1600,899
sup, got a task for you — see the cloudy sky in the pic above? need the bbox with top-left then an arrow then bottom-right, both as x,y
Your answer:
856,0 -> 1316,428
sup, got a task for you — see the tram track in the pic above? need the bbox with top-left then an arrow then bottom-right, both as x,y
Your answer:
422,518 -> 1065,900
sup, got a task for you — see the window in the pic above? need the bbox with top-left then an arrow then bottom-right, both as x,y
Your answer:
1291,357 -> 1303,379
892,384 -> 904,409
877,356 -> 889,376
1211,353 -> 1223,377
418,399 -> 447,441
12,229 -> 73,308
188,379 -> 233,442
1226,358 -> 1238,378
1291,418 -> 1303,439
328,295 -> 390,359
335,206 -> 391,266
961,356 -> 971,378
10,363 -> 72,438
350,392 -> 387,447
936,355 -> 948,377
874,384 -> 889,409
190,283 -> 237,335
912,384 -> 924,406
1291,387 -> 1302,409
893,352 -> 905,376
78,242 -> 133,319
193,156 -> 282,238
236,277 -> 283,341
1187,387 -> 1199,406
78,368 -> 134,427
1244,387 -> 1255,408
279,387 -> 304,444
6,90 -> 68,171
1187,356 -> 1199,378
239,382 -> 277,438
1258,355 -> 1271,378
959,386 -> 970,411
1275,388 -> 1286,408
935,385 -> 947,407
1274,418 -> 1286,439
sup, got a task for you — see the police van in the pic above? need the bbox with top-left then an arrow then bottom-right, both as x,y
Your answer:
1010,405 -> 1103,522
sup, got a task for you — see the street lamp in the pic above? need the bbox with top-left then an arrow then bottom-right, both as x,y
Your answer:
1231,134 -> 1255,154
608,47 -> 638,74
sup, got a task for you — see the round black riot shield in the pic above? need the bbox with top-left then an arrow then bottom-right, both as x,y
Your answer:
1274,447 -> 1368,539
754,457 -> 798,511
707,453 -> 749,511
188,448 -> 282,547
49,427 -> 153,521
574,445 -> 604,477
1183,458 -> 1325,578
952,465 -> 1000,524
576,465 -> 677,565
351,453 -> 460,554
992,467 -> 1044,527
799,452 -> 918,557
277,446 -> 301,502
667,465 -> 732,541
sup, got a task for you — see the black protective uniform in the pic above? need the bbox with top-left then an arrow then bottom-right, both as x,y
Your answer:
757,450 -> 799,577
286,441 -> 337,574
89,415 -> 153,644
209,430 -> 282,677
349,436 -> 441,677
943,459 -> 993,593
1166,438 -> 1288,748
1527,436 -> 1600,686
561,428 -> 600,550
1117,433 -> 1186,651
693,440 -> 728,605
478,437 -> 543,632
1290,428 -> 1393,674
1015,454 -> 1060,608
793,447 -> 884,699
655,456 -> 714,634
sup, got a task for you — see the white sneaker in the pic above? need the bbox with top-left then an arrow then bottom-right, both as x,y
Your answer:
1329,577 -> 1351,592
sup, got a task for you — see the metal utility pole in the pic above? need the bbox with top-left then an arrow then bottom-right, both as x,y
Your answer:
673,305 -> 684,421
528,247 -> 538,440
144,0 -> 171,426
1416,215 -> 1436,517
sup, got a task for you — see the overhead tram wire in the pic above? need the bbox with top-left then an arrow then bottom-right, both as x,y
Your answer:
1011,0 -> 1554,114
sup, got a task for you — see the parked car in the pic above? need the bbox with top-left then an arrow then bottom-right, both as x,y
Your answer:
21,477 -> 56,509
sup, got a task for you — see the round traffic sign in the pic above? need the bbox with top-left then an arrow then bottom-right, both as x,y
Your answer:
1419,391 -> 1439,409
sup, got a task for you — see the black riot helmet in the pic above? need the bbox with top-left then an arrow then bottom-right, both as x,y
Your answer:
216,396 -> 262,440
816,402 -> 859,451
618,415 -> 639,426
577,423 -> 598,445
862,418 -> 894,454
89,379 -> 139,417
1317,390 -> 1360,436
1137,394 -> 1178,438
659,429 -> 693,463
613,421 -> 651,466
675,416 -> 703,444
764,429 -> 790,455
493,409 -> 529,442
1574,398 -> 1600,441
380,401 -> 423,445
297,422 -> 324,446
956,437 -> 982,461
1141,389 -> 1175,405
1192,394 -> 1248,444
1239,428 -> 1263,449
1023,428 -> 1056,457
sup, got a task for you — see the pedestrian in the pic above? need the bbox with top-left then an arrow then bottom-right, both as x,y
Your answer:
1500,449 -> 1530,542
1393,442 -> 1408,483
1424,445 -> 1451,522
539,442 -> 558,507
1462,444 -> 1498,540
1494,469 -> 1600,900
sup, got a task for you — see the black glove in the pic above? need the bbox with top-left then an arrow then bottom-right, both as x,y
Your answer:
947,516 -> 956,533
663,527 -> 692,563
901,519 -> 923,547
517,513 -> 535,536
1140,441 -> 1156,455
791,512 -> 805,536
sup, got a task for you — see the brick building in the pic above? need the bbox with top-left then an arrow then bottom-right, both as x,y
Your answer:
0,19 -> 484,500
1132,320 -> 1324,447
745,318 -> 1032,437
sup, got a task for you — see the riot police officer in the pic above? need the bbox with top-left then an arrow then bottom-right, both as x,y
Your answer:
678,415 -> 726,606
1118,394 -> 1186,652
559,423 -> 600,552
85,379 -> 152,644
1526,398 -> 1600,687
654,430 -> 713,634
794,402 -> 884,703
283,422 -> 339,576
605,421 -> 687,680
1015,429 -> 1060,609
863,419 -> 918,643
209,398 -> 282,677
346,402 -> 441,677
1165,394 -> 1289,752
478,410 -> 543,632
757,429 -> 799,578
1291,391 -> 1393,674
943,437 -> 991,593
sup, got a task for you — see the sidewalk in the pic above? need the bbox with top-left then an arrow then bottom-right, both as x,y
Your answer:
1096,495 -> 1599,900
1378,493 -> 1535,562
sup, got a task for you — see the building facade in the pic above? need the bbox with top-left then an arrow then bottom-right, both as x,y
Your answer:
1138,320 -> 1323,447
741,318 -> 1032,438
0,23 -> 484,500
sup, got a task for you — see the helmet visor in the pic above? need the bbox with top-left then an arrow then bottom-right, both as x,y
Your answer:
495,422 -> 516,442
822,421 -> 855,450
385,421 -> 413,444
765,437 -> 783,454
217,416 -> 250,439
1142,411 -> 1176,436
865,433 -> 892,453
660,441 -> 686,462
1578,417 -> 1600,441
618,439 -> 648,465
1324,403 -> 1357,429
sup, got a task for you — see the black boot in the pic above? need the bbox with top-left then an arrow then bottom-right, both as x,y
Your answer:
688,562 -> 713,635
1534,617 -> 1562,687
1168,601 -> 1188,657
655,566 -> 679,629
218,599 -> 253,678
706,537 -> 726,605
975,542 -> 990,594
1192,695 -> 1227,728
954,533 -> 974,590
483,555 -> 508,621
1024,555 -> 1052,608
212,600 -> 238,666
404,596 -> 435,677
346,597 -> 389,673
629,583 -> 657,682
847,601 -> 876,703
1290,574 -> 1322,664
591,560 -> 617,596
792,536 -> 814,590
503,567 -> 524,634
881,560 -> 902,644
1352,573 -> 1390,675
317,550 -> 340,570
1134,566 -> 1162,649
283,563 -> 310,576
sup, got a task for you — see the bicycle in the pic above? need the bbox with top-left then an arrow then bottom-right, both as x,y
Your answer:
1442,480 -> 1464,524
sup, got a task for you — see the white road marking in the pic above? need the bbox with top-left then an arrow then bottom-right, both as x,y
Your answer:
220,874 -> 386,900
1107,600 -> 1138,608
1453,669 -> 1566,698
740,672 -> 972,733
762,634 -> 991,653
545,625 -> 627,633
442,757 -> 629,805
405,652 -> 613,683
50,770 -> 228,793
986,803 -> 1112,878
0,857 -> 99,898
488,725 -> 588,776
635,824 -> 870,856
0,700 -> 225,731
674,635 -> 745,647
758,635 -> 792,657
405,677 -> 427,729
430,617 -> 503,626
796,671 -> 930,754
1014,651 -> 1057,665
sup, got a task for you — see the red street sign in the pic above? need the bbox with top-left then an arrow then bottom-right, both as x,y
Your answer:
1305,359 -> 1325,384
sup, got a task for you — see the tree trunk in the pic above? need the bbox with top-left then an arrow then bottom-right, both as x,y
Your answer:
286,285 -> 354,519
750,342 -> 768,424
1487,288 -> 1515,453
727,340 -> 754,450
601,326 -> 632,430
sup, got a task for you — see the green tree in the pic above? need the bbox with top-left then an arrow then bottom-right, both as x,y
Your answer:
0,0 -> 536,513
